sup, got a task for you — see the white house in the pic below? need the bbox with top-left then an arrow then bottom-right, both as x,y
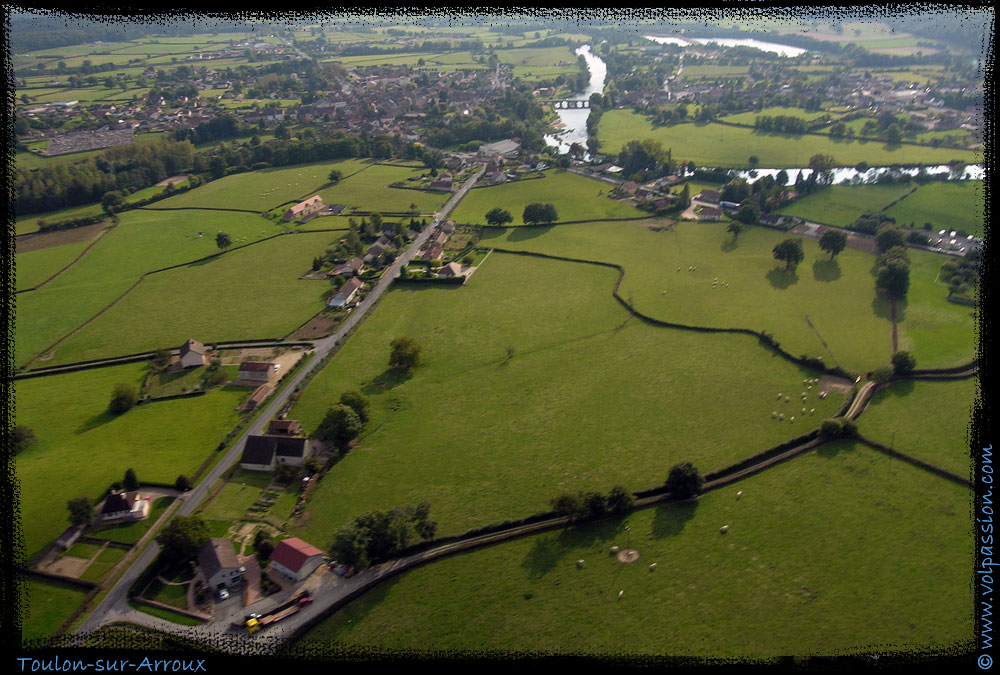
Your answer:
269,537 -> 325,582
327,277 -> 362,308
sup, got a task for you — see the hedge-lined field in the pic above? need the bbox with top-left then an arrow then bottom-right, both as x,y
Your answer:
15,363 -> 245,559
597,110 -> 979,168
777,184 -> 916,228
857,378 -> 976,477
287,252 -> 844,547
20,578 -> 92,646
452,170 -> 645,225
479,220 -> 900,373
313,164 -> 447,214
41,231 -> 340,365
884,181 -> 985,237
15,241 -> 92,291
16,209 -> 275,368
297,441 -> 971,658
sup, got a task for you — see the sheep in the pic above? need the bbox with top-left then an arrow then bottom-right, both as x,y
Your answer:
802,408 -> 807,413
810,408 -> 815,414
790,416 -> 795,423
649,563 -> 657,571
785,396 -> 790,402
737,490 -> 742,499
778,393 -> 783,399
576,560 -> 585,568
610,546 -> 619,554
772,411 -> 778,418
803,379 -> 808,385
618,590 -> 624,599
720,525 -> 729,533
779,413 -> 785,420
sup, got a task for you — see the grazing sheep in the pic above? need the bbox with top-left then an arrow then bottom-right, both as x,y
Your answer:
779,413 -> 785,420
737,490 -> 742,499
649,563 -> 657,571
810,408 -> 815,414
803,379 -> 808,385
802,408 -> 807,413
720,525 -> 729,533
790,416 -> 795,422
577,560 -> 585,568
610,546 -> 619,554
778,393 -> 783,399
772,411 -> 778,418
785,396 -> 790,402
618,590 -> 624,599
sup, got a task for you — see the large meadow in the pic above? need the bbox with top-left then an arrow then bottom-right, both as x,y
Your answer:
287,252 -> 846,548
296,440 -> 972,658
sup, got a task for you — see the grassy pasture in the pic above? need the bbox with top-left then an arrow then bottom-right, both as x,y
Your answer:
497,46 -> 579,67
895,249 -> 976,369
479,219 -> 898,373
14,363 -> 245,559
20,578 -> 92,646
719,106 -> 832,126
15,241 -> 92,291
43,231 -> 339,365
597,110 -> 979,168
452,171 -> 645,225
288,252 -> 845,547
298,441 -> 971,657
884,181 -> 985,237
15,209 -> 274,368
154,159 -> 371,212
857,378 -> 976,477
313,164 -> 448,214
202,472 -> 272,521
777,184 -> 916,228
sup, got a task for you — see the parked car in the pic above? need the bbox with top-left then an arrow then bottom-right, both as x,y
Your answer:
218,588 -> 229,601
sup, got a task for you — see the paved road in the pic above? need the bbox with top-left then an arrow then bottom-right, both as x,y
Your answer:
73,166 -> 484,639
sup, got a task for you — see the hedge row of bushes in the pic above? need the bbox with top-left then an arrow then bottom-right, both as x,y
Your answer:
36,214 -> 106,233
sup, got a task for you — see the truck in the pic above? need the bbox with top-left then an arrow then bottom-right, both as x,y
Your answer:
241,591 -> 312,634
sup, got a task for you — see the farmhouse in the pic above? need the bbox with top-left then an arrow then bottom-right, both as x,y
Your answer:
269,537 -> 325,582
239,434 -> 314,471
328,277 -> 363,308
283,195 -> 325,222
179,339 -> 208,369
697,189 -> 721,205
239,361 -> 277,382
99,489 -> 150,522
197,538 -> 244,590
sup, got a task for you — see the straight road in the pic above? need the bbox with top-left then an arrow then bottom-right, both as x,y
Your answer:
74,166 -> 484,638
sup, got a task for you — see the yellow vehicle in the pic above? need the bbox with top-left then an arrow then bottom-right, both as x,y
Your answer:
246,617 -> 261,634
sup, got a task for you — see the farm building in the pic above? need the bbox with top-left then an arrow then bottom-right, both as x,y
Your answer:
179,339 -> 207,369
428,179 -> 453,192
56,526 -> 83,550
239,434 -> 314,471
697,189 -> 721,205
197,538 -> 244,590
99,489 -> 150,522
269,537 -> 325,582
328,277 -> 363,308
239,361 -> 277,383
283,195 -> 325,222
268,419 -> 302,435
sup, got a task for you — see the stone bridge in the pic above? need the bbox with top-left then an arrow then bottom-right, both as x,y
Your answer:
540,99 -> 591,109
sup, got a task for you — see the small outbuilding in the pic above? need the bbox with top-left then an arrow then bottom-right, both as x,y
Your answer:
270,537 -> 325,581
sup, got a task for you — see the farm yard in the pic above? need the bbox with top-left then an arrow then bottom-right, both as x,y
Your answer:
597,110 -> 980,168
287,252 -> 846,548
452,170 -> 645,225
297,441 -> 971,657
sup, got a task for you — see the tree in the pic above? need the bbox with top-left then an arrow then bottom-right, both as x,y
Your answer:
679,183 -> 691,208
9,425 -> 37,455
772,238 -> 805,270
522,202 -> 558,225
775,169 -> 789,186
808,153 -> 837,185
389,336 -> 422,370
876,260 -> 910,299
328,169 -> 343,183
875,226 -> 905,253
665,462 -> 704,500
462,254 -> 474,266
820,418 -> 857,438
202,357 -> 225,386
109,383 -> 138,415
735,201 -> 760,226
315,405 -> 363,447
156,515 -> 210,565
727,221 -> 744,239
891,351 -> 916,375
101,190 -> 124,216
582,492 -> 608,519
67,497 -> 94,527
606,486 -> 634,514
339,390 -> 371,426
819,229 -> 848,259
123,468 -> 139,492
215,232 -> 232,250
485,207 -> 513,227
551,493 -> 583,519
329,522 -> 370,569
175,474 -> 193,491
721,178 -> 750,203
886,123 -> 902,145
748,155 -> 759,167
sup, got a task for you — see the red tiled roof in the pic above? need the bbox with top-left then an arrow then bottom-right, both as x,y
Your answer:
271,537 -> 324,573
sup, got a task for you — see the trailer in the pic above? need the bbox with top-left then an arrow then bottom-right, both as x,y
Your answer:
244,591 -> 312,634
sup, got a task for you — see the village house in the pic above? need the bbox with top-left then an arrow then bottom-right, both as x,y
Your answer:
269,537 -> 325,582
283,195 -> 325,222
197,538 -> 244,591
99,489 -> 150,522
179,339 -> 208,369
618,181 -> 639,197
437,262 -> 465,279
239,361 -> 278,383
328,277 -> 363,308
696,189 -> 721,205
331,257 -> 364,278
363,244 -> 385,265
267,419 -> 302,436
239,434 -> 314,471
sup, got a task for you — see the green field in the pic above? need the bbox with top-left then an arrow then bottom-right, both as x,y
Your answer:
453,171 -> 645,225
15,240 -> 92,291
42,231 -> 340,365
480,220 -> 900,373
597,111 -> 979,168
313,164 -> 448,214
202,471 -> 273,521
14,203 -> 106,234
720,107 -> 832,126
20,577 -> 91,646
857,378 -> 976,478
298,441 -> 971,657
15,363 -> 244,558
884,181 -> 985,237
497,46 -> 578,67
777,184 -> 916,228
288,252 -> 845,547
895,249 -> 976,370
15,209 -> 276,368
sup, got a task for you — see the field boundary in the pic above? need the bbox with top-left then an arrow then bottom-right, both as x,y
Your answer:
15,223 -> 117,295
855,435 -> 972,487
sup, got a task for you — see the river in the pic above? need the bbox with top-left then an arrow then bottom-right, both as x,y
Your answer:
544,44 -> 606,156
644,35 -> 807,57
732,164 -> 984,185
